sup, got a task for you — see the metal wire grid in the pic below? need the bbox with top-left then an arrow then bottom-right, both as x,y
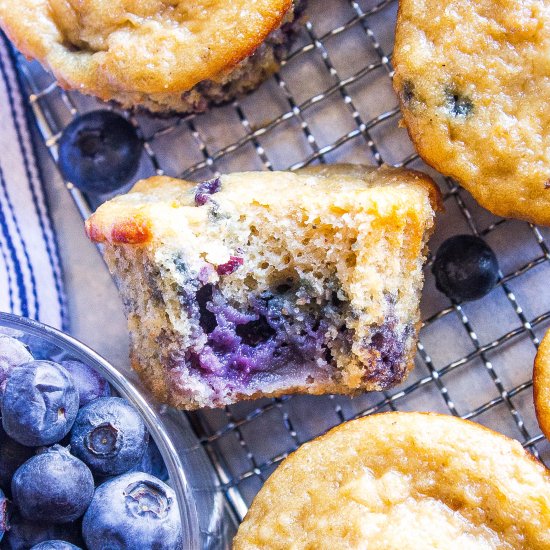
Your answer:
13,0 -> 550,534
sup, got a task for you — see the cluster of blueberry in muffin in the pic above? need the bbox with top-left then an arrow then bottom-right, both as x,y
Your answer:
155,251 -> 414,398
0,335 -> 179,550
169,274 -> 348,382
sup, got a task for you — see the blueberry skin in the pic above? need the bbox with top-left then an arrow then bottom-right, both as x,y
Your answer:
30,542 -> 82,550
82,472 -> 182,550
11,445 -> 94,524
60,360 -> 111,407
57,110 -> 143,194
141,439 -> 168,482
129,438 -> 169,482
0,426 -> 35,495
0,336 -> 32,392
0,489 -> 7,542
0,511 -> 82,550
432,234 -> 499,302
70,397 -> 148,476
1,361 -> 79,447
96,438 -> 169,485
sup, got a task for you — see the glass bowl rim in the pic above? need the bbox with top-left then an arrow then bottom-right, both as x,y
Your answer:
0,311 -> 200,547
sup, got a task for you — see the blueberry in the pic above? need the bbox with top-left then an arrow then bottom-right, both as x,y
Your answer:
99,439 -> 169,486
194,177 -> 221,206
236,316 -> 276,346
11,445 -> 94,524
70,397 -> 148,476
82,472 -> 182,550
216,256 -> 243,276
445,89 -> 474,117
60,360 -> 111,407
57,110 -> 143,194
0,489 -> 7,542
0,511 -> 82,550
30,542 -> 82,550
401,80 -> 415,105
1,361 -> 79,447
432,234 -> 499,302
130,439 -> 168,482
143,439 -> 168,482
0,336 -> 32,392
0,426 -> 35,495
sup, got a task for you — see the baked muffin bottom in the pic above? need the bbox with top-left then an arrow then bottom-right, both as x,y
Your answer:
86,165 -> 440,409
234,412 -> 550,549
393,0 -> 550,224
98,0 -> 306,113
0,0 -> 302,113
160,7 -> 304,114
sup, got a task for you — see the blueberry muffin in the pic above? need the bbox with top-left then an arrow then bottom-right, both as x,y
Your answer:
533,328 -> 550,439
234,412 -> 550,549
85,165 -> 441,409
393,0 -> 550,225
0,0 -> 305,113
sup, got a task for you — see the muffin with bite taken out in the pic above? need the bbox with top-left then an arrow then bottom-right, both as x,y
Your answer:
86,164 -> 441,409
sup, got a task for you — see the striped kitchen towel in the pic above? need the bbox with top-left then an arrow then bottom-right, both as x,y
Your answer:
0,32 -> 67,330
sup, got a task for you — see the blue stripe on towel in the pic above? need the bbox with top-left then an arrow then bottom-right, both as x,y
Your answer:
0,167 -> 28,317
0,163 -> 38,318
0,223 -> 15,313
0,42 -> 38,319
4,39 -> 67,328
0,31 -> 67,329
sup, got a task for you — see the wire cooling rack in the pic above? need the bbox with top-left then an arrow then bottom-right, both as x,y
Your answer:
13,0 -> 550,541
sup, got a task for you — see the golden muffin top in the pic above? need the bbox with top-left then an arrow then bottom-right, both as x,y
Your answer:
234,412 -> 550,549
393,0 -> 550,225
85,165 -> 441,246
0,0 -> 291,97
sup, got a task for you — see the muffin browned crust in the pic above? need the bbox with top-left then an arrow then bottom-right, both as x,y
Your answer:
533,328 -> 550,439
234,412 -> 550,549
393,0 -> 550,225
0,0 -> 302,113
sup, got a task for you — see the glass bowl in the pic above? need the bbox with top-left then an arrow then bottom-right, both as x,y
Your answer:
0,312 -> 233,549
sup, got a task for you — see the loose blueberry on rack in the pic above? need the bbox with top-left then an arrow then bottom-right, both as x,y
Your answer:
57,110 -> 143,194
60,359 -> 111,407
82,472 -> 182,550
432,234 -> 499,302
30,541 -> 82,550
0,335 -> 33,391
70,397 -> 148,476
11,445 -> 94,524
2,361 -> 79,447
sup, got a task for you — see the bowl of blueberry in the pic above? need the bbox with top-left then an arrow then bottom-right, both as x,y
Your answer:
0,312 -> 229,550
